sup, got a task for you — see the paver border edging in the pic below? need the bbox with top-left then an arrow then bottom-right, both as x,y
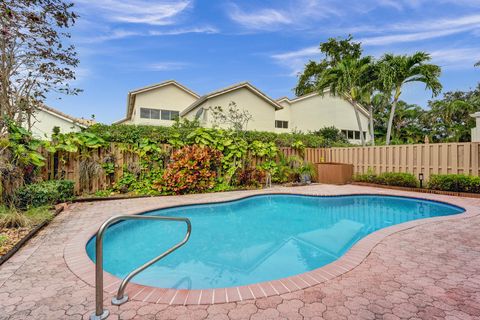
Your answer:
0,204 -> 66,266
352,182 -> 480,198
63,189 -> 480,306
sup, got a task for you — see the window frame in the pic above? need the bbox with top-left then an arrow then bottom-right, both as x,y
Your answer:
275,120 -> 288,129
140,107 -> 179,120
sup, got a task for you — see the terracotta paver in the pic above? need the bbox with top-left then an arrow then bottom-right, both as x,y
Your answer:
0,184 -> 479,320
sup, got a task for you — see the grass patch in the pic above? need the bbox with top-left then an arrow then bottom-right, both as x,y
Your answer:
0,234 -> 7,246
0,206 -> 54,257
0,205 -> 53,229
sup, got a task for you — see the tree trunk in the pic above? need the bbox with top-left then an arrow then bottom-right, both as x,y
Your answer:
386,99 -> 398,145
368,104 -> 375,146
351,101 -> 365,146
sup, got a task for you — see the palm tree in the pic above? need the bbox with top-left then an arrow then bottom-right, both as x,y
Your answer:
378,52 -> 442,145
317,56 -> 373,146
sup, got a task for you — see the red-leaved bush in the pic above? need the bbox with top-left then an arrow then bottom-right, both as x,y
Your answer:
159,145 -> 222,194
234,166 -> 266,188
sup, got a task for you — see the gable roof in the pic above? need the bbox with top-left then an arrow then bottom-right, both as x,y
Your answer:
276,91 -> 369,117
37,105 -> 94,127
115,80 -> 199,124
180,82 -> 283,117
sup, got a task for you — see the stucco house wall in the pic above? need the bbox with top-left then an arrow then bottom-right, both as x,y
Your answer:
279,93 -> 371,143
115,80 -> 371,144
275,100 -> 292,133
128,84 -> 198,126
183,87 -> 278,132
29,106 -> 87,139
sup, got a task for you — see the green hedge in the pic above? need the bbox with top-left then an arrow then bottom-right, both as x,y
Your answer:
354,172 -> 418,188
15,180 -> 75,209
86,124 -> 349,148
428,174 -> 480,193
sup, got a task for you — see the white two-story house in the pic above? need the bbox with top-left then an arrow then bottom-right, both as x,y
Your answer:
114,80 -> 371,143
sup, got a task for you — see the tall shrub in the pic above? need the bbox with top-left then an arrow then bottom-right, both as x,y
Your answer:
159,145 -> 222,194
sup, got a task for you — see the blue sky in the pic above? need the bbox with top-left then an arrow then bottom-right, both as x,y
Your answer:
46,0 -> 480,123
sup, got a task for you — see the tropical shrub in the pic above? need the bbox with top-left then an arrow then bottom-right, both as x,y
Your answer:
15,180 -> 74,209
428,174 -> 480,193
354,171 -> 418,188
234,166 -> 266,188
113,169 -> 163,195
86,123 -> 350,148
159,145 -> 222,194
313,126 -> 349,147
297,162 -> 317,183
376,172 -> 418,188
354,168 -> 377,183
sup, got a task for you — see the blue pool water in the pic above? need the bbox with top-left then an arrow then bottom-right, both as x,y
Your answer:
86,194 -> 463,289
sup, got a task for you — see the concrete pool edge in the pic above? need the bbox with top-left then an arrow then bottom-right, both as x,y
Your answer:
63,188 -> 480,306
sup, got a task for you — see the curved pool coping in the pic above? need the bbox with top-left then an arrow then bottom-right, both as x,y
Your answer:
64,189 -> 479,306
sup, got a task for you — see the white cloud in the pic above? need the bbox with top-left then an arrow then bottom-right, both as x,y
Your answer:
271,46 -> 319,76
227,4 -> 292,30
226,0 -> 341,31
76,0 -> 191,26
271,12 -> 480,74
149,62 -> 189,71
271,46 -> 318,61
76,25 -> 218,44
390,13 -> 480,32
77,30 -> 141,44
430,48 -> 480,69
359,27 -> 474,46
149,26 -> 219,36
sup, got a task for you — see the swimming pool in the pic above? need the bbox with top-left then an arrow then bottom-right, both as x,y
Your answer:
86,194 -> 464,290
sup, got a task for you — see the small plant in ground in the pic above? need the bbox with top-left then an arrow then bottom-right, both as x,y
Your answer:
234,166 -> 266,188
428,174 -> 480,193
297,162 -> 317,183
159,145 -> 222,194
376,172 -> 418,188
354,170 -> 418,188
15,180 -> 74,209
354,168 -> 377,183
0,207 -> 30,229
0,205 -> 53,229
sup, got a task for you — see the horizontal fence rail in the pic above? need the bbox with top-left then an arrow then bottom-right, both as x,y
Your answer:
40,142 -> 480,194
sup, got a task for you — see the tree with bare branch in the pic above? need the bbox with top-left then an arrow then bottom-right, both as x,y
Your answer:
0,0 -> 80,134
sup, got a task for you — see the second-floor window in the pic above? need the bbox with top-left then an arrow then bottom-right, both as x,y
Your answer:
161,110 -> 180,121
140,108 -> 179,120
275,120 -> 288,129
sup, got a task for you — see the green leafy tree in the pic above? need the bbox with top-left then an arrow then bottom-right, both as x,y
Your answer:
295,35 -> 362,96
317,56 -> 373,146
377,52 -> 442,145
427,87 -> 480,142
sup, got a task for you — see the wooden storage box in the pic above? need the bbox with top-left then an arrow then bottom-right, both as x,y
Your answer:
315,162 -> 353,185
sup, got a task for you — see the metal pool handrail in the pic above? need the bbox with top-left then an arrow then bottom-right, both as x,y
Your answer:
90,215 -> 192,320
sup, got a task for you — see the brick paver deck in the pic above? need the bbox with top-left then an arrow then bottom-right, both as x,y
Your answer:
1,185 -> 479,320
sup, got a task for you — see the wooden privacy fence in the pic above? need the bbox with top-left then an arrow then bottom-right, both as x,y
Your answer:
326,142 -> 480,181
39,142 -> 480,194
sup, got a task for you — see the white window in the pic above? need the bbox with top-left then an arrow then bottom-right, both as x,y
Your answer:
140,108 -> 179,120
341,130 -> 367,140
275,120 -> 288,129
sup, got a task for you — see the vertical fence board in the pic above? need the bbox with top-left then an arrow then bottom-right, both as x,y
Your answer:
39,142 -> 480,195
